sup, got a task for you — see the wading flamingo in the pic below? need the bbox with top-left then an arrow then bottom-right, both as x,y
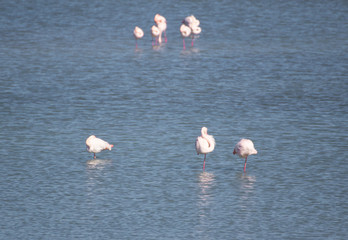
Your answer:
196,127 -> 215,171
180,24 -> 191,50
86,135 -> 114,159
133,26 -> 144,48
190,25 -> 201,47
157,21 -> 167,44
154,14 -> 167,43
233,139 -> 257,172
151,25 -> 160,46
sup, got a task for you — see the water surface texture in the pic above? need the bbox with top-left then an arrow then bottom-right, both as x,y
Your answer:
1,0 -> 347,239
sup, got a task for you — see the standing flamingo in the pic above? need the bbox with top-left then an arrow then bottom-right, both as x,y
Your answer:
133,26 -> 144,48
154,14 -> 167,43
157,21 -> 167,44
196,127 -> 216,171
180,24 -> 191,50
86,135 -> 114,159
233,139 -> 258,172
183,15 -> 201,47
151,25 -> 160,46
190,25 -> 201,47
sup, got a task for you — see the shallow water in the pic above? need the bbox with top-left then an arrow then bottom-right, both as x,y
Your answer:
0,0 -> 347,239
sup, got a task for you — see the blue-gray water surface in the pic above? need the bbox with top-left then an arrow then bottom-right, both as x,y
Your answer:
0,0 -> 347,239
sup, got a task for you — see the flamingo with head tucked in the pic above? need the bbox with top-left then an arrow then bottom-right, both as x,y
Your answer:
86,135 -> 114,159
151,25 -> 160,46
180,24 -> 191,50
196,127 -> 215,171
233,139 -> 257,172
133,26 -> 144,48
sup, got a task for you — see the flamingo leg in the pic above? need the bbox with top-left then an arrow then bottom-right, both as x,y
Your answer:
244,157 -> 248,172
183,38 -> 186,50
136,40 -> 138,49
203,154 -> 206,172
94,153 -> 96,159
164,31 -> 167,43
191,37 -> 194,47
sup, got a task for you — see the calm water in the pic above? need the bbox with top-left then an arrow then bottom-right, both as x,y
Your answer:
0,0 -> 347,239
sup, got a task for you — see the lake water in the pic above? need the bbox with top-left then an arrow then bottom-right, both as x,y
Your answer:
0,0 -> 347,239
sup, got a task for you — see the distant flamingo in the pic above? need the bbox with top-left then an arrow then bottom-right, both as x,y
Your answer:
183,15 -> 201,47
233,139 -> 257,172
180,24 -> 191,50
190,26 -> 201,47
133,26 -> 144,48
86,135 -> 114,159
196,127 -> 215,171
151,25 -> 160,46
154,14 -> 167,43
157,21 -> 167,44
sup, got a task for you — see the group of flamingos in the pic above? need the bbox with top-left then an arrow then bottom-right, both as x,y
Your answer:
86,127 -> 258,172
133,14 -> 202,50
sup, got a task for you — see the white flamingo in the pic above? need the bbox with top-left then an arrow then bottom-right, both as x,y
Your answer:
196,127 -> 216,171
133,26 -> 144,48
86,135 -> 114,159
233,139 -> 258,172
180,24 -> 191,50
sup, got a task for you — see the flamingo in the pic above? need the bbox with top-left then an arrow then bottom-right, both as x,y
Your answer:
157,21 -> 167,44
180,24 -> 191,50
133,26 -> 144,48
196,127 -> 216,171
151,25 -> 160,46
154,14 -> 167,43
183,15 -> 201,47
190,25 -> 201,47
86,135 -> 114,159
233,139 -> 258,172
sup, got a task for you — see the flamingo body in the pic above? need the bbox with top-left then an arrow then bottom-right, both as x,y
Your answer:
151,25 -> 160,45
133,26 -> 144,48
86,135 -> 113,159
196,127 -> 215,171
233,139 -> 257,172
180,24 -> 192,49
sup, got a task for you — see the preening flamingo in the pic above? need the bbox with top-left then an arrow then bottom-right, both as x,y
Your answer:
180,24 -> 191,50
196,127 -> 215,171
233,139 -> 257,172
133,26 -> 144,48
86,135 -> 114,159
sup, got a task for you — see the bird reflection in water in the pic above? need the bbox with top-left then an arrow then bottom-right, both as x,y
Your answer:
239,174 -> 256,211
195,172 -> 215,236
198,172 -> 215,211
86,159 -> 112,170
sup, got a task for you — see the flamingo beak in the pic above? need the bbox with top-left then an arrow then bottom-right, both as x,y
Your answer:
233,150 -> 236,155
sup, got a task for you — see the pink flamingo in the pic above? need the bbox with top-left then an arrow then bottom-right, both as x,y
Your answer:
233,139 -> 258,172
180,24 -> 191,50
196,127 -> 216,171
151,25 -> 160,46
133,26 -> 144,48
86,135 -> 114,159
154,14 -> 167,43
190,26 -> 201,47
